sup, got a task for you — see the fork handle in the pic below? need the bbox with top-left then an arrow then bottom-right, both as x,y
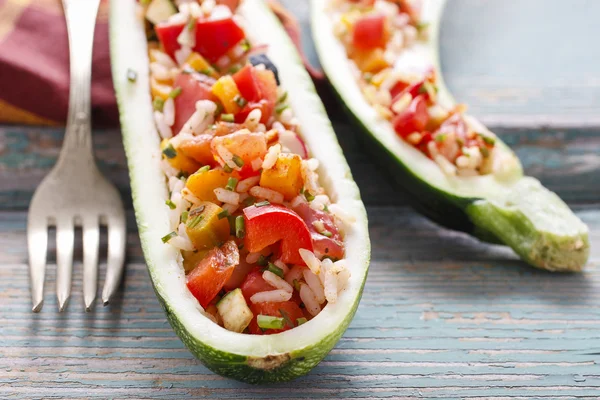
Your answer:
59,0 -> 101,158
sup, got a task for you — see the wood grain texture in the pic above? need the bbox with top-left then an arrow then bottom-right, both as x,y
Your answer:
1,0 -> 600,398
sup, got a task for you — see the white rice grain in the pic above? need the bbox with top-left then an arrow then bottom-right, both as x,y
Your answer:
290,195 -> 306,208
299,284 -> 321,317
246,252 -> 261,264
262,144 -> 281,170
174,45 -> 192,66
245,109 -> 262,130
160,159 -> 178,178
329,204 -> 356,225
181,188 -> 202,205
163,98 -> 175,127
250,290 -> 292,304
249,186 -> 284,204
150,62 -> 171,81
299,249 -> 320,275
214,188 -> 240,205
251,158 -> 263,171
336,268 -> 351,293
154,111 -> 173,139
391,93 -> 412,114
263,271 -> 293,293
303,269 -> 325,304
236,176 -> 260,193
279,108 -> 294,124
221,203 -> 239,215
273,259 -> 290,275
168,236 -> 194,251
179,100 -> 216,136
324,266 -> 339,303
285,265 -> 305,286
216,145 -> 237,169
150,49 -> 177,69
201,0 -> 216,14
310,194 -> 330,212
434,155 -> 457,176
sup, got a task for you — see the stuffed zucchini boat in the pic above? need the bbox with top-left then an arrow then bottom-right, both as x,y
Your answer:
110,0 -> 370,383
312,0 -> 589,271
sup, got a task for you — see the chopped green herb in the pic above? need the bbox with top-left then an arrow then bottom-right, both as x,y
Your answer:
234,95 -> 248,108
416,22 -> 430,32
456,138 -> 465,147
304,190 -> 315,202
254,200 -> 270,207
243,196 -> 257,206
238,243 -> 244,250
257,254 -> 268,266
240,39 -> 251,52
187,215 -> 204,229
180,211 -> 189,223
153,98 -> 165,111
279,308 -> 294,328
321,230 -> 333,238
162,144 -> 177,159
235,215 -> 245,239
275,103 -> 289,114
277,91 -> 288,104
200,68 -> 214,76
213,102 -> 224,117
226,177 -> 238,191
478,133 -> 496,146
292,279 -> 301,292
218,209 -> 230,220
182,66 -> 195,75
126,68 -> 137,82
296,317 -> 308,326
198,165 -> 211,173
227,215 -> 236,235
323,204 -> 329,213
169,86 -> 182,98
161,231 -> 177,244
232,154 -> 244,168
187,18 -> 196,31
363,72 -> 374,83
480,146 -> 490,158
257,315 -> 284,330
418,84 -> 428,94
140,0 -> 151,5
267,263 -> 284,278
221,113 -> 235,122
434,134 -> 447,143
223,164 -> 233,173
165,199 -> 176,210
228,65 -> 241,74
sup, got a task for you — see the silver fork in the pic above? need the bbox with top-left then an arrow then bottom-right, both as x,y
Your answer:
27,0 -> 126,312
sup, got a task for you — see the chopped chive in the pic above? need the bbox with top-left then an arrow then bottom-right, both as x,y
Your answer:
218,209 -> 230,220
187,18 -> 196,31
232,154 -> 244,168
153,97 -> 165,111
187,215 -> 204,229
223,164 -> 233,173
304,190 -> 315,202
296,317 -> 308,326
162,143 -> 177,159
169,87 -> 182,98
478,133 -> 496,146
165,199 -> 176,210
234,95 -> 248,108
240,39 -> 251,52
227,215 -> 236,235
257,254 -> 268,266
182,66 -> 195,75
243,196 -> 257,206
221,113 -> 234,122
198,165 -> 211,173
126,68 -> 138,82
292,279 -> 301,292
228,65 -> 241,74
418,84 -> 428,94
267,263 -> 284,278
161,231 -> 177,243
200,68 -> 214,76
275,103 -> 289,114
180,211 -> 189,223
213,102 -> 224,117
257,315 -> 284,330
363,72 -> 373,83
254,200 -> 270,207
140,0 -> 151,5
320,230 -> 333,238
277,91 -> 288,104
323,204 -> 329,213
238,243 -> 244,250
279,308 -> 294,328
456,138 -> 465,147
434,134 -> 446,143
416,22 -> 430,32
235,215 -> 245,239
225,177 -> 238,191
480,146 -> 490,158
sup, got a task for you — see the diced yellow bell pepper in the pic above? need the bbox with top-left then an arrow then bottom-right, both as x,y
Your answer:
186,168 -> 231,203
160,139 -> 202,175
259,153 -> 303,200
151,76 -> 173,100
182,249 -> 210,273
186,52 -> 218,78
185,202 -> 231,250
211,75 -> 242,114
353,48 -> 390,73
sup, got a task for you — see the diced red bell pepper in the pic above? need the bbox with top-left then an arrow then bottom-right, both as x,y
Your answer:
248,301 -> 304,335
155,21 -> 186,61
233,65 -> 262,103
234,100 -> 271,124
186,241 -> 239,308
253,69 -> 278,122
417,131 -> 433,155
243,205 -> 313,265
293,202 -> 344,260
194,17 -> 246,63
391,79 -> 427,106
352,14 -> 388,50
240,268 -> 274,302
392,94 -> 429,138
172,72 -> 217,135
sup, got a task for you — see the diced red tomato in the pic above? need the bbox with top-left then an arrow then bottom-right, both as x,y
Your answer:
194,17 -> 245,63
224,258 -> 256,292
233,65 -> 262,103
155,21 -> 185,61
391,79 -> 427,106
253,69 -> 278,122
186,241 -> 239,308
392,94 -> 429,138
389,80 -> 410,100
234,100 -> 271,124
293,202 -> 344,260
248,301 -> 304,335
243,205 -> 313,265
417,131 -> 433,156
352,14 -> 388,50
172,72 -> 217,135
216,0 -> 240,11
240,268 -> 274,302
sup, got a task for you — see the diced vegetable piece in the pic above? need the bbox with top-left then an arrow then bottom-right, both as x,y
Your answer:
247,301 -> 304,335
150,76 -> 173,100
211,129 -> 268,167
253,69 -> 279,122
182,249 -> 210,274
257,315 -> 284,330
352,48 -> 389,73
186,168 -> 232,203
392,95 -> 429,138
185,202 -> 231,250
211,76 -> 242,114
232,64 -> 261,103
160,139 -> 201,175
145,0 -> 176,25
224,257 -> 255,291
249,54 -> 280,84
352,14 -> 388,50
155,21 -> 185,60
243,204 -> 313,265
216,0 -> 241,12
259,153 -> 303,200
293,202 -> 345,260
186,240 -> 239,308
172,72 -> 216,135
194,17 -> 245,63
216,288 -> 253,333
240,268 -> 274,302
186,52 -> 218,78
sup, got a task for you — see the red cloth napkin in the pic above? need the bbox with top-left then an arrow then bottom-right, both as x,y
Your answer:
0,0 -> 320,127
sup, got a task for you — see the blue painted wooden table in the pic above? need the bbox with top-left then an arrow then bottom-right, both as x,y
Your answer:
2,0 -> 600,398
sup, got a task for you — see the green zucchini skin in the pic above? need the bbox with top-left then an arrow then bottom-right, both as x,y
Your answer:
311,0 -> 589,271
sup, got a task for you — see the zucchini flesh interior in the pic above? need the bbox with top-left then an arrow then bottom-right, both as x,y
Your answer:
110,0 -> 370,383
311,0 -> 589,271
